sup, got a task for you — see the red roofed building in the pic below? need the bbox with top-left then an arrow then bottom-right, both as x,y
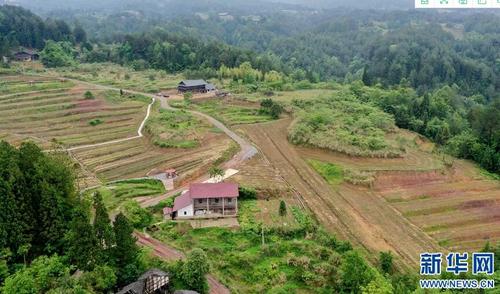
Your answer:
164,183 -> 239,219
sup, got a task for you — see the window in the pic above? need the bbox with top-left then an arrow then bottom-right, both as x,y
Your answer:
215,199 -> 219,204
198,199 -> 202,204
184,211 -> 187,215
228,198 -> 232,203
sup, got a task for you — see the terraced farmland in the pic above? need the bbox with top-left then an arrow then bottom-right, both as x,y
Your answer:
374,161 -> 500,252
71,135 -> 232,182
0,75 -> 148,148
0,74 -> 235,189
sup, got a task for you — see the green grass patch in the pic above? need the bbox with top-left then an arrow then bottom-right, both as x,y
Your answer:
192,100 -> 273,126
103,90 -> 151,104
89,119 -> 103,126
479,168 -> 500,181
438,239 -> 451,247
238,89 -> 338,104
0,80 -> 74,95
213,142 -> 240,166
423,224 -> 448,233
145,105 -> 208,149
403,206 -> 458,218
307,159 -> 343,186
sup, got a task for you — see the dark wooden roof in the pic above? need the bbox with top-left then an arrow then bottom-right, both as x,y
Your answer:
179,80 -> 207,87
116,269 -> 169,294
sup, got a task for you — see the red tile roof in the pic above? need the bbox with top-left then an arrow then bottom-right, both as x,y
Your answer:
163,207 -> 173,215
172,191 -> 192,212
189,183 -> 239,199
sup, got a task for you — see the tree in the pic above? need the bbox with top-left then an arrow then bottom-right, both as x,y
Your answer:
0,249 -> 11,284
1,255 -> 70,294
93,192 -> 114,263
66,205 -> 97,271
182,248 -> 210,294
238,186 -> 257,200
270,103 -> 283,119
279,200 -> 287,217
40,41 -> 75,68
73,25 -> 87,44
80,265 -> 117,293
17,244 -> 30,267
0,141 -> 76,264
379,251 -> 393,274
84,91 -> 95,100
121,200 -> 153,229
260,98 -> 282,119
361,274 -> 394,294
113,213 -> 141,286
208,166 -> 224,182
340,251 -> 375,293
362,65 -> 372,86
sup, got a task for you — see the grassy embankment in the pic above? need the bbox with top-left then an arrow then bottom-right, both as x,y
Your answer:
84,178 -> 166,211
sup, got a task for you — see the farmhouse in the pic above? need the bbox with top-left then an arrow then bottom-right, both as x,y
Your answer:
164,182 -> 239,219
116,269 -> 170,294
177,80 -> 216,93
13,49 -> 39,62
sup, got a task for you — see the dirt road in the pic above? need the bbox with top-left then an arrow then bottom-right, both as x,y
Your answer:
56,77 -> 257,166
135,232 -> 230,294
240,119 -> 441,269
158,96 -> 257,163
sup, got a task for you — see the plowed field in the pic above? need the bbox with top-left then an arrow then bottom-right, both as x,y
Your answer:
240,119 -> 443,268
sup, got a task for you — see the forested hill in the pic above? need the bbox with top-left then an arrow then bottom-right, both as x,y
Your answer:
0,5 -> 84,56
21,2 -> 498,100
182,10 -> 500,98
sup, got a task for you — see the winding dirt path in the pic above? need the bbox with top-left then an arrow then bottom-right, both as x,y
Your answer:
135,232 -> 230,294
51,77 -> 257,165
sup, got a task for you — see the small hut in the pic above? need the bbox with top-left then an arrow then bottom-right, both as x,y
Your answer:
165,169 -> 178,179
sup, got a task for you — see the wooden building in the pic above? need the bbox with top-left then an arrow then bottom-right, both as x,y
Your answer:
13,49 -> 39,62
116,269 -> 170,294
177,80 -> 216,93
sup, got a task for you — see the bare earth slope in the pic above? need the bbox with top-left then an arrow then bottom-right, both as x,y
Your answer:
240,118 -> 442,269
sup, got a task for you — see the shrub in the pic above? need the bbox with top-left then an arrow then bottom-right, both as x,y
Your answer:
89,119 -> 103,126
84,91 -> 95,100
122,200 -> 153,229
239,186 -> 257,200
259,98 -> 283,119
279,200 -> 287,217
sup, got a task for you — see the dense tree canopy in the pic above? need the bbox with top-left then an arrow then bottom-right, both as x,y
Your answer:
0,5 -> 79,56
0,141 -> 144,292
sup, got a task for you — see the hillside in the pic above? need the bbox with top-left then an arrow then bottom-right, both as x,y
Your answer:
0,2 -> 499,293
